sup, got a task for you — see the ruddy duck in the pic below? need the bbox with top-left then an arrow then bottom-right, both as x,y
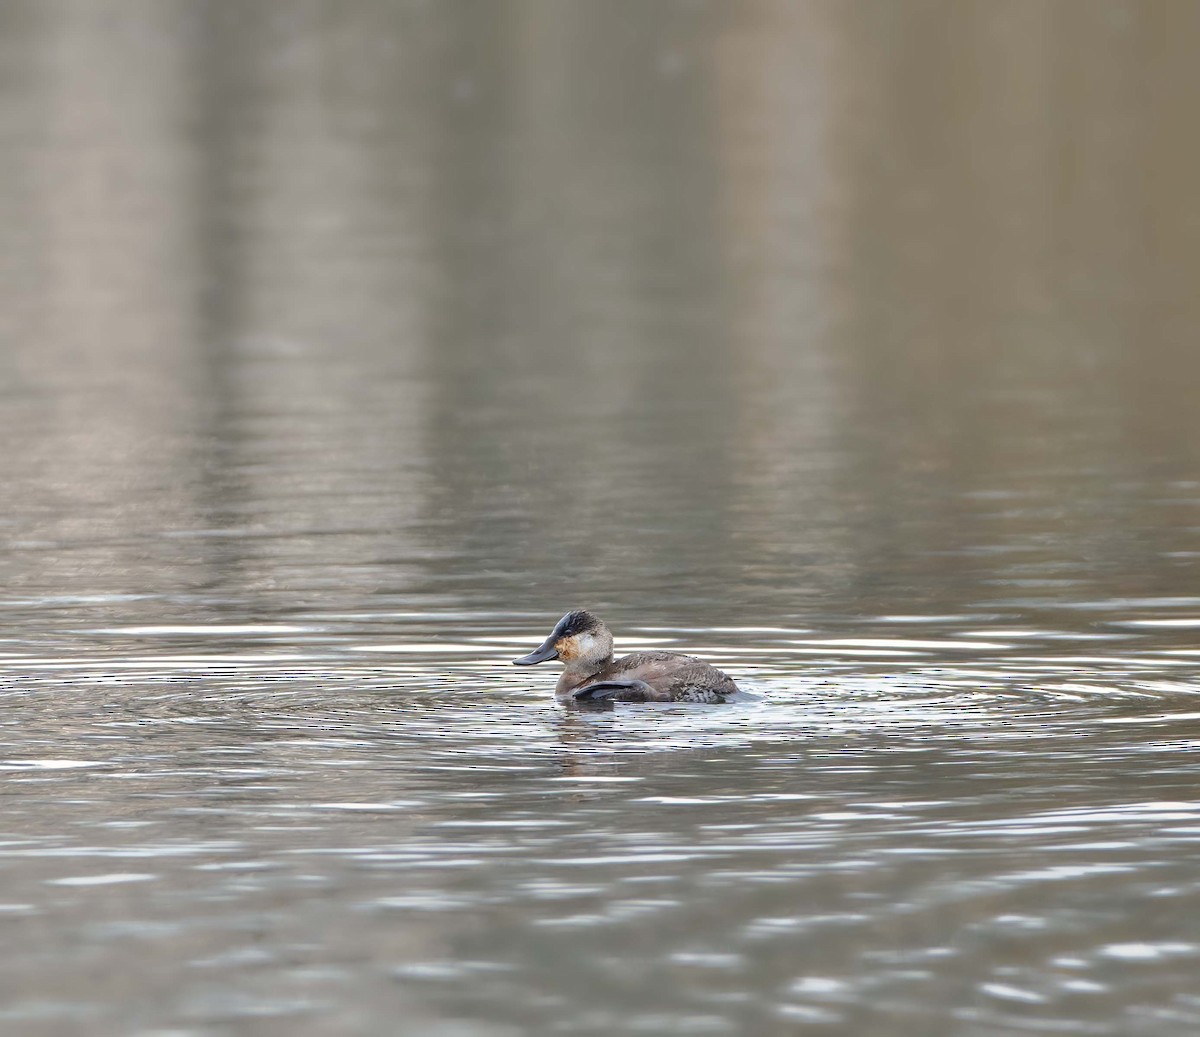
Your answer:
513,609 -> 740,703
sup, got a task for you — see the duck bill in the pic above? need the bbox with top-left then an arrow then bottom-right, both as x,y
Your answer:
513,635 -> 559,666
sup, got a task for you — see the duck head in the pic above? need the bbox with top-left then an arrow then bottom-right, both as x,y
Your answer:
513,609 -> 614,672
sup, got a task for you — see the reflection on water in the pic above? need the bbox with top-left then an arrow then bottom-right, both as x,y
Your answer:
3,1 -> 1200,1033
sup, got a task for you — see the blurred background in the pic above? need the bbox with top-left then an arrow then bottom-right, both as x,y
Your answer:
3,2 -> 1200,1035
5,0 -> 1200,620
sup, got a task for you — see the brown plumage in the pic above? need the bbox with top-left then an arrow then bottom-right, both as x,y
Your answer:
513,610 -> 740,703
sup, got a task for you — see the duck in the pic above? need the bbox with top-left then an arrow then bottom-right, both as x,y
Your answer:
513,609 -> 740,703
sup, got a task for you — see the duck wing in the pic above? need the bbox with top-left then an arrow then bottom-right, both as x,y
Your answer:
569,679 -> 656,702
583,652 -> 738,703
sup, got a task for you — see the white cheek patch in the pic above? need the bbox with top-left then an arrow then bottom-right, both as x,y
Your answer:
575,633 -> 596,655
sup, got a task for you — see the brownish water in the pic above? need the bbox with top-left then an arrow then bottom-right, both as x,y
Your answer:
3,2 -> 1200,1034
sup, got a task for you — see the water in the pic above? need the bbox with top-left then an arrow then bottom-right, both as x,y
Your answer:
3,1 -> 1200,1033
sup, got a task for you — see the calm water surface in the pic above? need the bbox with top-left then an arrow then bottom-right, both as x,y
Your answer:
3,2 -> 1200,1034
